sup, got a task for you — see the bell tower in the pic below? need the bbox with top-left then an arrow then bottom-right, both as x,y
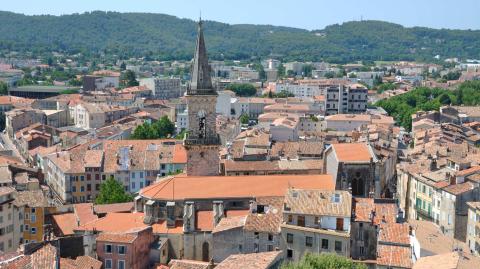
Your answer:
184,18 -> 220,176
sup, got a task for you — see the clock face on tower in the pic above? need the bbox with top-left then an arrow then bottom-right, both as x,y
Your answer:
197,110 -> 207,138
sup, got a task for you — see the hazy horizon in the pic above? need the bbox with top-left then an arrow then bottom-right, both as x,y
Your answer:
1,0 -> 479,31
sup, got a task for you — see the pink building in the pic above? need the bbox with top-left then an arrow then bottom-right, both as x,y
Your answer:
96,226 -> 154,269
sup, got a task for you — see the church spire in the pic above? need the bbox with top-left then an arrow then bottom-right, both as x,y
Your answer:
188,18 -> 214,94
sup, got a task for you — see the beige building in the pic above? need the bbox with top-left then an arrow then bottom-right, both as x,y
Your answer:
281,189 -> 351,261
466,202 -> 480,255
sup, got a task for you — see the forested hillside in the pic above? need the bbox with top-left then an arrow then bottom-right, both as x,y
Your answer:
0,11 -> 479,62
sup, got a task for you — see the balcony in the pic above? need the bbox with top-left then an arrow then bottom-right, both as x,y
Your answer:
186,88 -> 217,96
415,205 -> 433,221
184,134 -> 221,146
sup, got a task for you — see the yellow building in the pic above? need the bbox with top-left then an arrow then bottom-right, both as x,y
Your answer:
13,190 -> 51,243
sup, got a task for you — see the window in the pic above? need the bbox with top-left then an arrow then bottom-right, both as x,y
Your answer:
118,260 -> 125,269
87,184 -> 91,191
25,224 -> 29,231
267,244 -> 274,251
96,184 -> 100,191
31,227 -> 36,234
287,233 -> 293,244
254,243 -> 259,253
254,232 -> 259,239
72,186 -> 76,192
102,175 -> 106,180
287,249 -> 293,259
31,214 -> 36,223
321,239 -> 329,250
95,174 -> 100,180
80,186 -> 85,192
105,244 -> 113,253
305,236 -> 313,247
335,241 -> 342,252
331,193 -> 341,203
140,172 -> 144,178
131,182 -> 136,189
86,174 -> 91,180
297,216 -> 305,227
118,245 -> 126,255
80,176 -> 84,181
360,246 -> 365,255
288,215 -> 293,223
105,259 -> 112,269
31,208 -> 36,213
268,234 -> 273,241
131,172 -> 136,179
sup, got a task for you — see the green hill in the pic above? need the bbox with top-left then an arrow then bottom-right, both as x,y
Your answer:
0,11 -> 479,62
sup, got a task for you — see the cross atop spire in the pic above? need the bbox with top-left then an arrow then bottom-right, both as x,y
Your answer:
188,18 -> 215,95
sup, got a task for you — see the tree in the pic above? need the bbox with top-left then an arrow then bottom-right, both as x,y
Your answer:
131,116 -> 175,140
225,83 -> 257,97
121,70 -> 139,87
120,62 -> 126,71
95,177 -> 133,204
302,64 -> 313,77
277,63 -> 286,78
240,114 -> 249,124
282,253 -> 367,269
0,81 -> 8,95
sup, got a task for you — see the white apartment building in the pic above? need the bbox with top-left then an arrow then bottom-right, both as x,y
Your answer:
273,83 -> 325,98
140,77 -> 183,99
325,84 -> 368,115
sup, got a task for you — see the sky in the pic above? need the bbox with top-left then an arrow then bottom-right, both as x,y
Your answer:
1,0 -> 479,30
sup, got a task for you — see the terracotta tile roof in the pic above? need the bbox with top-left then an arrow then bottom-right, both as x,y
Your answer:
73,203 -> 97,226
456,165 -> 480,176
173,144 -> 187,163
326,114 -> 371,122
331,143 -> 374,163
215,251 -> 283,269
378,223 -> 410,245
93,202 -> 134,214
212,215 -> 247,233
52,213 -> 77,236
3,255 -> 31,269
442,181 -> 474,195
103,140 -> 186,174
97,232 -> 137,244
151,219 -> 184,234
60,256 -> 102,269
13,190 -> 50,208
76,212 -> 147,233
409,221 -> 480,269
0,186 -> 15,197
83,150 -> 104,168
244,196 -> 284,234
168,259 -> 210,269
413,252 -> 459,269
284,189 -> 351,217
140,174 -> 335,201
376,245 -> 413,268
270,141 -> 323,159
30,244 -> 58,269
195,211 -> 214,231
353,198 -> 397,225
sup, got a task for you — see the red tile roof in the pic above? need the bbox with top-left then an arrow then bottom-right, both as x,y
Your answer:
52,213 -> 77,236
331,143 -> 373,163
74,203 -> 98,226
140,174 -> 334,201
377,245 -> 413,268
